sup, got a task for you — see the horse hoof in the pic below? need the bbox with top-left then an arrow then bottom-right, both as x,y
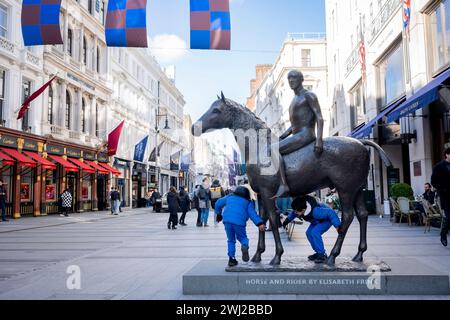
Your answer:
270,256 -> 282,266
326,256 -> 335,267
251,253 -> 262,263
352,253 -> 364,262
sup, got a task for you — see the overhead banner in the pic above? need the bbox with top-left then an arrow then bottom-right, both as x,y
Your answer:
105,0 -> 148,47
107,121 -> 125,156
190,0 -> 231,50
21,0 -> 63,46
170,150 -> 181,171
133,136 -> 149,162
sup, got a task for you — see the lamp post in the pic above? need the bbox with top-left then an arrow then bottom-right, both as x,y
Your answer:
154,80 -> 170,193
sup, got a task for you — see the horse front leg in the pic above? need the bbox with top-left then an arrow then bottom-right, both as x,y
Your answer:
327,192 -> 355,266
262,197 -> 284,265
251,195 -> 266,263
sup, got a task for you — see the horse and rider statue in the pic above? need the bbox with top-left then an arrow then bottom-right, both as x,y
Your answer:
192,70 -> 392,267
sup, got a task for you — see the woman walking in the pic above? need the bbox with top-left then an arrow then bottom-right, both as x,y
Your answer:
179,187 -> 191,226
60,189 -> 72,217
167,187 -> 180,230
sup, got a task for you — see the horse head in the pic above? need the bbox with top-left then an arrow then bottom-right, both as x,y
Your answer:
192,92 -> 236,137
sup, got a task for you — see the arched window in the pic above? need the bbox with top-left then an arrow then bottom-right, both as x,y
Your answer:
81,98 -> 86,133
83,37 -> 87,65
65,90 -> 71,129
48,86 -> 54,124
67,29 -> 73,56
96,47 -> 100,73
95,103 -> 99,137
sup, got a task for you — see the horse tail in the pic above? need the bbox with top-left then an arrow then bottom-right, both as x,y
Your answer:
360,140 -> 393,168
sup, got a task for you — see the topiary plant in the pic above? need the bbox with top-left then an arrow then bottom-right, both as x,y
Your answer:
390,183 -> 414,200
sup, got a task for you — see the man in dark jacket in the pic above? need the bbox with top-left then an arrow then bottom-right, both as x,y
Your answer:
283,195 -> 342,263
0,180 -> 7,222
151,189 -> 161,212
167,187 -> 180,230
431,147 -> 450,247
178,187 -> 191,226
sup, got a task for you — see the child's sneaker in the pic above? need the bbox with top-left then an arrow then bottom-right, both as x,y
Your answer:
314,254 -> 328,264
228,258 -> 238,267
241,246 -> 250,262
308,253 -> 320,261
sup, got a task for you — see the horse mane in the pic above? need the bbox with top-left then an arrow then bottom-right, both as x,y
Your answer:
226,99 -> 269,130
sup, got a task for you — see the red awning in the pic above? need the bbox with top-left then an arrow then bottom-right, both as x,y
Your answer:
48,155 -> 78,172
68,158 -> 95,173
85,161 -> 109,175
0,151 -> 14,166
0,147 -> 36,167
98,162 -> 121,176
23,151 -> 57,170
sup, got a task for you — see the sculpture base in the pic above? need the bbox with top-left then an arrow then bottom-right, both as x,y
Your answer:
183,258 -> 450,296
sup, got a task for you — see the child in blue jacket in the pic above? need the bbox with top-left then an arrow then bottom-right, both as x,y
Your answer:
282,195 -> 342,264
215,186 -> 266,267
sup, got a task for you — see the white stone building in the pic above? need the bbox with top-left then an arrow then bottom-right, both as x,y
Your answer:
254,33 -> 330,138
326,0 -> 450,213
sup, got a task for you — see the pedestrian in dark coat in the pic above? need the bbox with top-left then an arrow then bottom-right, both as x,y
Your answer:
167,187 -> 180,230
431,147 -> 450,247
193,185 -> 202,227
179,187 -> 191,226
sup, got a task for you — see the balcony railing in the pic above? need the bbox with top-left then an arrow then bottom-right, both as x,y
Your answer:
368,0 -> 402,43
0,36 -> 16,56
345,44 -> 360,76
286,33 -> 326,41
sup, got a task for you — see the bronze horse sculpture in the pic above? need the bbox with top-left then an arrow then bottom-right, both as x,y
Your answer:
192,95 -> 392,266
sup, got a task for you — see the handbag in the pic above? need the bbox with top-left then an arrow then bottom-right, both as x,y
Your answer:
199,200 -> 207,209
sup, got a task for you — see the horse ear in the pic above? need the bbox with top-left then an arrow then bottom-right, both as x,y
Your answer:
221,91 -> 226,103
217,95 -> 221,100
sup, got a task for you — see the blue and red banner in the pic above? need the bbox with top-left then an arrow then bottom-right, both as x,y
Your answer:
190,0 -> 231,50
403,0 -> 411,32
21,0 -> 63,46
105,0 -> 148,47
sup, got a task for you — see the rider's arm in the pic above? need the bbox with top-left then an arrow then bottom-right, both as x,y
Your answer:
306,92 -> 324,151
280,127 -> 293,140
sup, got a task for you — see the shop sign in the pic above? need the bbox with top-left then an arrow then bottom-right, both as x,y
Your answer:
67,148 -> 82,158
84,152 -> 96,161
97,153 -> 109,163
23,139 -> 39,151
114,158 -> 129,167
133,163 -> 146,173
0,135 -> 18,148
46,144 -> 64,155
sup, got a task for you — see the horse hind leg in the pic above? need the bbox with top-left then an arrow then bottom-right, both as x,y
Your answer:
327,191 -> 355,266
353,190 -> 368,262
251,195 -> 266,263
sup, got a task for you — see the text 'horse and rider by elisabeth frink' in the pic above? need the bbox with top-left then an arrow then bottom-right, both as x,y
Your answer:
192,70 -> 392,267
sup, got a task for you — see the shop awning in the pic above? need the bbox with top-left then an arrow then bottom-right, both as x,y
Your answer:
0,151 -> 15,166
85,160 -> 109,175
68,158 -> 96,173
48,155 -> 78,172
23,151 -> 57,170
0,147 -> 36,167
98,162 -> 121,176
350,97 -> 406,139
387,68 -> 450,123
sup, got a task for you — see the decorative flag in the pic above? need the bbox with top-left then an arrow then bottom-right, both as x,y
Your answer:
359,17 -> 367,82
108,121 -> 125,156
133,136 -> 148,162
170,151 -> 182,171
403,0 -> 411,33
149,141 -> 165,162
17,76 -> 56,120
21,0 -> 63,46
190,0 -> 231,50
105,0 -> 147,47
180,153 -> 191,172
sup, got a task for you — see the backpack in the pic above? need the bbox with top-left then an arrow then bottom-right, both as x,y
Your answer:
210,187 -> 222,200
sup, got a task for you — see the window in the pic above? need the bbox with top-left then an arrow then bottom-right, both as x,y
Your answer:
301,49 -> 311,67
100,1 -> 105,25
97,47 -> 100,73
81,99 -> 86,133
88,0 -> 93,14
67,29 -> 73,56
0,70 -> 5,124
83,37 -> 87,65
378,44 -> 405,107
429,0 -> 450,72
0,4 -> 7,38
22,79 -> 31,131
65,91 -> 71,129
48,86 -> 54,124
95,104 -> 99,137
350,82 -> 365,129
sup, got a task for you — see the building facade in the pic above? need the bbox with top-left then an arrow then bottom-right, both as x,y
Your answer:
246,64 -> 272,112
326,0 -> 450,213
253,33 -> 330,138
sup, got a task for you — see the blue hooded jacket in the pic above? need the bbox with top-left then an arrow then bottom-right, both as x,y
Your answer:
287,204 -> 341,228
215,195 -> 263,227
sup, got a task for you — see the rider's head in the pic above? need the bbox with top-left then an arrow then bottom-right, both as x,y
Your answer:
288,70 -> 304,89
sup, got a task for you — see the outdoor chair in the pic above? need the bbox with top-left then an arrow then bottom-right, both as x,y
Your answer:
397,197 -> 421,226
389,197 -> 401,223
421,199 -> 443,233
281,214 -> 303,241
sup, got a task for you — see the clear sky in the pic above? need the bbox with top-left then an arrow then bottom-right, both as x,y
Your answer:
147,0 -> 326,122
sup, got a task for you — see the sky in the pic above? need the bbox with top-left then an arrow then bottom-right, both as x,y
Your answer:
146,0 -> 326,122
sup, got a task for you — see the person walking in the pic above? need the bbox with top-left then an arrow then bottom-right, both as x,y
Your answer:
144,189 -> 152,208
431,147 -> 450,247
179,187 -> 191,226
151,188 -> 161,212
198,178 -> 211,227
0,181 -> 8,222
193,185 -> 202,227
167,187 -> 180,230
210,180 -> 225,226
60,189 -> 73,217
109,187 -> 115,214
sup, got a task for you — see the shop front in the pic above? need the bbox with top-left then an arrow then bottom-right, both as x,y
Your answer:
112,158 -> 129,207
132,162 -> 147,208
